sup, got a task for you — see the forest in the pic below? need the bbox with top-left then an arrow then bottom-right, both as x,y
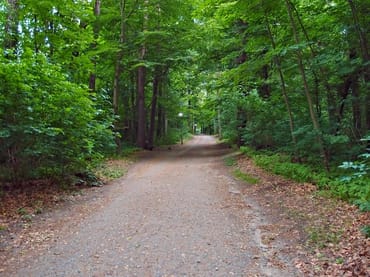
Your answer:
0,1 -> 369,212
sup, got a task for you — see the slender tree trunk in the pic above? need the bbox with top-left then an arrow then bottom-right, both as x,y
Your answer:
285,0 -> 330,169
136,0 -> 149,148
156,99 -> 163,138
136,65 -> 146,148
130,74 -> 137,143
148,67 -> 161,150
156,78 -> 166,139
113,0 -> 126,115
4,0 -> 18,55
260,63 -> 270,99
348,0 -> 370,63
348,0 -> 370,132
264,9 -> 297,149
33,15 -> 39,54
351,78 -> 362,137
112,0 -> 127,151
291,1 -> 338,134
217,106 -> 222,138
113,59 -> 122,115
89,0 -> 101,92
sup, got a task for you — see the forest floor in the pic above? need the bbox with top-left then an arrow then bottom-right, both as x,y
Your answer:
0,135 -> 369,276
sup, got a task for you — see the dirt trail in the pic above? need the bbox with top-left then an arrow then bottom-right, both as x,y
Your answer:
4,135 -> 299,276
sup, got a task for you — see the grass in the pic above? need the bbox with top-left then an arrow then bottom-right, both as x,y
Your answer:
305,226 -> 343,249
223,151 -> 259,184
224,156 -> 236,166
240,146 -> 370,209
94,146 -> 136,182
114,146 -> 140,158
233,169 -> 259,184
94,161 -> 128,182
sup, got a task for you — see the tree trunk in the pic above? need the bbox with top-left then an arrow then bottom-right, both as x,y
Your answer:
217,106 -> 222,138
260,63 -> 270,99
348,0 -> 370,132
136,65 -> 146,148
112,0 -> 127,151
130,74 -> 137,143
156,80 -> 165,139
147,67 -> 161,150
89,0 -> 101,92
285,0 -> 330,169
113,59 -> 122,116
136,0 -> 149,148
351,77 -> 362,138
113,0 -> 126,115
291,1 -> 338,134
4,0 -> 19,55
264,8 -> 297,149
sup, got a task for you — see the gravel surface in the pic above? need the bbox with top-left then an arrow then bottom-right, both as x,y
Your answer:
7,136 -> 299,276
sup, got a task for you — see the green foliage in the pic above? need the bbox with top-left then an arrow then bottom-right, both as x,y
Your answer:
252,154 -> 327,185
0,53 -> 115,182
330,178 -> 370,204
361,225 -> 370,238
17,207 -> 29,216
224,156 -> 236,167
233,169 -> 259,184
242,141 -> 370,208
94,163 -> 127,182
335,141 -> 370,208
115,146 -> 140,158
156,129 -> 183,146
239,146 -> 258,157
305,226 -> 343,249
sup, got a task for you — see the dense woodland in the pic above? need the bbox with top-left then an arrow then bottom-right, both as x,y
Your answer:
0,1 -> 369,209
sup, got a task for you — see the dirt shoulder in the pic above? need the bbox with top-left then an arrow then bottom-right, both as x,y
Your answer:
235,155 -> 370,276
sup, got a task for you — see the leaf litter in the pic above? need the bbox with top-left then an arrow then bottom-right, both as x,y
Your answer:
236,155 -> 369,276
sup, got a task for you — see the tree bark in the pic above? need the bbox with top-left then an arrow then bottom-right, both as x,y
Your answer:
156,79 -> 166,139
351,77 -> 362,137
260,63 -> 270,99
147,67 -> 161,150
264,10 -> 297,149
4,0 -> 19,55
348,0 -> 370,132
136,65 -> 146,148
89,0 -> 101,92
285,0 -> 330,169
113,0 -> 126,115
136,0 -> 149,148
290,0 -> 338,134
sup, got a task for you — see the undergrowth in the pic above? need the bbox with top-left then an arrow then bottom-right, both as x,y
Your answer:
239,146 -> 370,222
305,226 -> 343,249
233,169 -> 259,184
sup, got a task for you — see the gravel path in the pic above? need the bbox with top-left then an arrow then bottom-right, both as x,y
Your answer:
10,136 -> 299,276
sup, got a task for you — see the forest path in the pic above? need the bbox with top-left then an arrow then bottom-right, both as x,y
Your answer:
7,135 -> 299,276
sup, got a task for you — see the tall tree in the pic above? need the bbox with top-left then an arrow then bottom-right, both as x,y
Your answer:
284,0 -> 329,169
3,0 -> 18,55
136,0 -> 149,148
89,0 -> 102,92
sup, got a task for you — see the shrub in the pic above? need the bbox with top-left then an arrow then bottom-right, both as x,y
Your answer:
0,53 -> 115,182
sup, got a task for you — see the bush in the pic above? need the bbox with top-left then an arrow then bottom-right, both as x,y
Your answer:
0,53 -> 115,182
241,142 -> 370,209
335,139 -> 370,209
